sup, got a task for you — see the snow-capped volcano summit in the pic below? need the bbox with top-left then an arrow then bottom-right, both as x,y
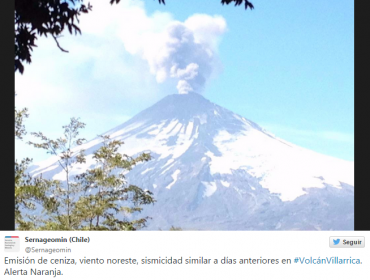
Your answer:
30,93 -> 354,230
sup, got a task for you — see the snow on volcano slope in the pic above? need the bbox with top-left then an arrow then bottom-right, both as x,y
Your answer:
29,93 -> 354,230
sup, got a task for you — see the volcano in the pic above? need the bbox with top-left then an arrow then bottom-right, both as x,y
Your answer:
29,93 -> 354,230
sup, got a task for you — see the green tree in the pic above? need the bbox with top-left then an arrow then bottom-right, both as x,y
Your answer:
28,117 -> 87,230
15,106 -> 55,230
73,135 -> 154,230
15,0 -> 254,74
15,107 -> 29,140
169,226 -> 182,231
26,120 -> 154,230
15,158 -> 59,230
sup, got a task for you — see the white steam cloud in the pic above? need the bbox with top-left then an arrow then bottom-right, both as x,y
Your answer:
117,7 -> 227,94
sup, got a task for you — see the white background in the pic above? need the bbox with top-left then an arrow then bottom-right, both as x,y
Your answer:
1,231 -> 368,280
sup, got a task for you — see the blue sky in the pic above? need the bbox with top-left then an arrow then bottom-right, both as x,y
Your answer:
15,0 -> 354,163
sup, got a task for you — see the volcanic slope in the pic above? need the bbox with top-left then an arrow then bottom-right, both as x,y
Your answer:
30,93 -> 354,230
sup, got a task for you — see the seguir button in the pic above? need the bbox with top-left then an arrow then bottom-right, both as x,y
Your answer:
330,237 -> 365,248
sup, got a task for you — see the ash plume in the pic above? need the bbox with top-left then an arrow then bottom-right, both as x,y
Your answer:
119,12 -> 227,94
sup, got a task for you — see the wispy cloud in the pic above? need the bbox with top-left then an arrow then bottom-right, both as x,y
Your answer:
114,8 -> 227,94
320,131 -> 354,143
15,0 -> 228,163
261,124 -> 354,144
